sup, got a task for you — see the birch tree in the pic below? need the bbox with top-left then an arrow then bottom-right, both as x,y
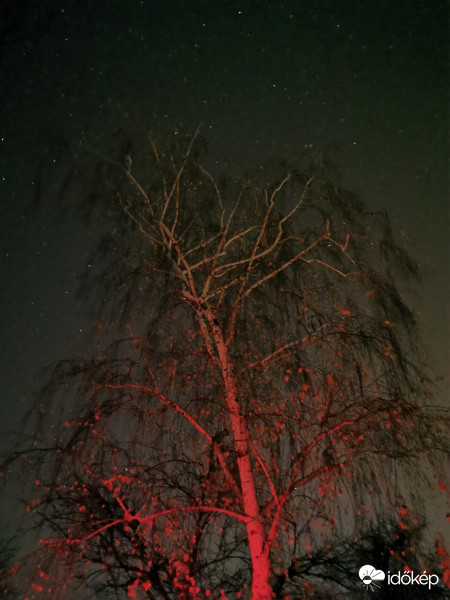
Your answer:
7,132 -> 447,599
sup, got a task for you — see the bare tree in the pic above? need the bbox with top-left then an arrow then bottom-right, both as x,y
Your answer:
5,132 -> 448,599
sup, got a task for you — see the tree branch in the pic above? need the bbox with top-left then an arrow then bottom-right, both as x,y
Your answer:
106,384 -> 242,500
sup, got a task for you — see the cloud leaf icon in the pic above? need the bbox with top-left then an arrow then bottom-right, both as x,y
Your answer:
359,564 -> 386,582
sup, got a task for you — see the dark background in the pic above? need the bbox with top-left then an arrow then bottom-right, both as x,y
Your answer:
0,0 -> 448,538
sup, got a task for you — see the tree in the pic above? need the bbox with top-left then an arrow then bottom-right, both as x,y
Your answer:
4,131 -> 448,598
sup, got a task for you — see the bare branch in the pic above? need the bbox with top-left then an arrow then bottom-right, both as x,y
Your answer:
106,383 -> 242,501
285,420 -> 356,498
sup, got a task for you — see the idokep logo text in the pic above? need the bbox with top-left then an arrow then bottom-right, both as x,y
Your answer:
387,569 -> 439,589
359,564 -> 440,591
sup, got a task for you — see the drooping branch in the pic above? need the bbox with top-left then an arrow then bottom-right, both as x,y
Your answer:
106,383 -> 242,501
246,335 -> 317,371
284,420 -> 356,500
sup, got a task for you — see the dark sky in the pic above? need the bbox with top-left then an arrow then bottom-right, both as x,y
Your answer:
0,1 -> 448,450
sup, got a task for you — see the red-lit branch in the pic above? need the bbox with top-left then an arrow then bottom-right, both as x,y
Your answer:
286,420 -> 355,498
105,383 -> 242,501
67,506 -> 250,546
248,435 -> 280,508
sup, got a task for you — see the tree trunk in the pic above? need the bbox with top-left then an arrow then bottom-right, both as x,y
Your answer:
247,521 -> 273,599
211,320 -> 273,598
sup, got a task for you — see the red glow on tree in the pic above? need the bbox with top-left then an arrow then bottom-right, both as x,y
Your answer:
4,132 -> 448,599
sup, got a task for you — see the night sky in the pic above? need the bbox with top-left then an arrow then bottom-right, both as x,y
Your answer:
0,0 -> 448,534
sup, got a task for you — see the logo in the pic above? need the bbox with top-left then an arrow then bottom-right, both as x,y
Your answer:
359,564 -> 440,591
359,565 -> 385,591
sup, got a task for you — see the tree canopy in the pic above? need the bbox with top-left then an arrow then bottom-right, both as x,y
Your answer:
3,131 -> 448,599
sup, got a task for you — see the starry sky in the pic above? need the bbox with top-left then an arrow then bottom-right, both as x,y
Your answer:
0,0 -> 448,458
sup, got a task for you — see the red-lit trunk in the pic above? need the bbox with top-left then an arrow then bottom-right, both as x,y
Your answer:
211,319 -> 273,599
246,521 -> 273,599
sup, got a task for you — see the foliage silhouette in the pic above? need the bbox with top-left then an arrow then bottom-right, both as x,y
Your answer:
4,131 -> 448,599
